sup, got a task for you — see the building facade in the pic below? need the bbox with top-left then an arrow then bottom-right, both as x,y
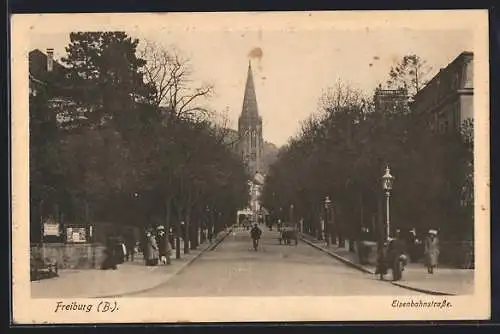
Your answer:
373,86 -> 409,113
238,61 -> 264,176
411,52 -> 473,133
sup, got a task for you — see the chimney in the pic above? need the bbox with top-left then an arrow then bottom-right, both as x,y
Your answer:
46,48 -> 54,72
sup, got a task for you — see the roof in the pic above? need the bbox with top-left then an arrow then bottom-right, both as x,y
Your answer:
240,60 -> 260,119
29,49 -> 67,82
412,51 -> 473,101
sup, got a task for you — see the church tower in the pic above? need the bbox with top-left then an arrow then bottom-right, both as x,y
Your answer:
238,60 -> 264,176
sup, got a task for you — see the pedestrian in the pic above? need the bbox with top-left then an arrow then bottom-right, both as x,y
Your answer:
114,235 -> 126,264
168,227 -> 175,250
156,225 -> 172,265
424,229 -> 440,274
145,229 -> 159,266
250,223 -> 262,251
386,230 -> 407,281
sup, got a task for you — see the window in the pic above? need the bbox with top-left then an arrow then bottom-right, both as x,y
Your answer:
464,60 -> 473,88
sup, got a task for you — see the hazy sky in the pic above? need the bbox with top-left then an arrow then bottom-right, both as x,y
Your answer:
30,28 -> 473,147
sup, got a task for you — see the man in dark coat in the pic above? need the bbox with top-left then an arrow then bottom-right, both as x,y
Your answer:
250,223 -> 262,250
386,230 -> 408,281
387,230 -> 407,266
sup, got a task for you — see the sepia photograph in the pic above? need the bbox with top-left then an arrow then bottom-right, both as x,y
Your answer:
11,11 -> 490,323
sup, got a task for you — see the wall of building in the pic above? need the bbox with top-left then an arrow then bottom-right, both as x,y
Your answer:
31,243 -> 107,270
411,52 -> 473,133
460,94 -> 474,123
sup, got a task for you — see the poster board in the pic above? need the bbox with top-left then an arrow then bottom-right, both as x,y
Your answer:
65,226 -> 87,243
42,218 -> 60,237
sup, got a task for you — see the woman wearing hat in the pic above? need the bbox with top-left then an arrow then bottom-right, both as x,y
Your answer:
424,229 -> 440,274
145,228 -> 159,266
156,225 -> 172,265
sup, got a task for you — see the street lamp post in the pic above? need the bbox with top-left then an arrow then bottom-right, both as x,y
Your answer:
324,196 -> 332,246
382,166 -> 395,242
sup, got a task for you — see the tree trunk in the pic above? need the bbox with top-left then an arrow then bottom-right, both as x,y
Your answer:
190,209 -> 199,250
165,196 -> 172,232
175,204 -> 182,259
184,210 -> 190,254
349,193 -> 363,253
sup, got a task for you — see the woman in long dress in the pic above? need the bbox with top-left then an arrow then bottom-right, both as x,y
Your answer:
145,230 -> 159,266
424,229 -> 440,274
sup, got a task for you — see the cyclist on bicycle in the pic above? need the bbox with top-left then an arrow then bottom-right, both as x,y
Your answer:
250,223 -> 262,251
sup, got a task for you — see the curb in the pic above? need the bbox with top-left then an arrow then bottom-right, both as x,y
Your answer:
300,236 -> 375,275
94,229 -> 232,298
390,281 -> 456,296
301,235 -> 456,296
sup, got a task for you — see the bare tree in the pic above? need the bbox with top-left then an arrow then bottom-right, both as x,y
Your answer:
208,107 -> 239,147
318,80 -> 369,116
387,54 -> 432,97
139,40 -> 214,122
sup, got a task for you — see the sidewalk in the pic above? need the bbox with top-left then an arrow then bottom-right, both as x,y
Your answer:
300,233 -> 474,295
31,230 -> 230,298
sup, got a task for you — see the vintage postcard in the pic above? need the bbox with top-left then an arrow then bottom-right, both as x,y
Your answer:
11,10 -> 490,323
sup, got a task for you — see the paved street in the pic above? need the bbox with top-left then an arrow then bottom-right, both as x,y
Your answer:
133,227 -> 423,297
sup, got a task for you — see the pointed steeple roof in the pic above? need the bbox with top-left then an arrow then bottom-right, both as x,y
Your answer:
241,60 -> 259,118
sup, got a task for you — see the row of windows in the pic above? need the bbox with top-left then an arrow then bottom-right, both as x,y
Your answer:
434,101 -> 461,134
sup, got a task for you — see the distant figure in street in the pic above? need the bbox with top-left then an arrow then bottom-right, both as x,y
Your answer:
156,225 -> 172,265
125,233 -> 136,262
145,229 -> 159,266
250,223 -> 262,251
168,227 -> 175,250
101,236 -> 118,270
114,236 -> 126,264
243,218 -> 250,231
424,229 -> 440,274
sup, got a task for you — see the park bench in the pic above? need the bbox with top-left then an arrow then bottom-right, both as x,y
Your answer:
30,256 -> 58,281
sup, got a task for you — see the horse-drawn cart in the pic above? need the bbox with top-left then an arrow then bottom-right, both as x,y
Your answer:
279,224 -> 298,246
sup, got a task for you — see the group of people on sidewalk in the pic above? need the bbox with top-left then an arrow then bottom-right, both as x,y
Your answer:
101,225 -> 173,270
375,228 -> 440,280
143,225 -> 173,266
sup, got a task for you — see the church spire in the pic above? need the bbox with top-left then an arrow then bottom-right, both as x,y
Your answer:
242,59 -> 259,118
238,59 -> 264,177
